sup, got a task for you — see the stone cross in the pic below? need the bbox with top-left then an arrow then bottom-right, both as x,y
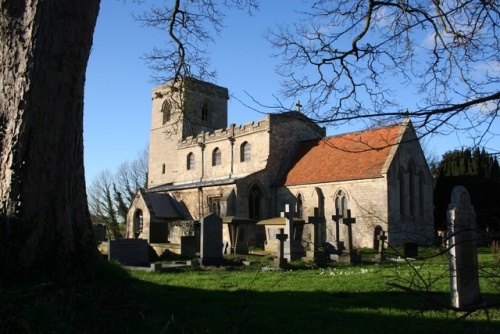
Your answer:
342,209 -> 356,251
377,230 -> 387,254
308,207 -> 324,252
448,186 -> 481,308
331,208 -> 343,244
276,228 -> 288,261
284,204 -> 295,241
295,100 -> 302,112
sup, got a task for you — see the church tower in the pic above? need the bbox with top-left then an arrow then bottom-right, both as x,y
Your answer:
147,78 -> 229,188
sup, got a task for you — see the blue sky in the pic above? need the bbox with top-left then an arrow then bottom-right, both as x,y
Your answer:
84,1 -> 499,184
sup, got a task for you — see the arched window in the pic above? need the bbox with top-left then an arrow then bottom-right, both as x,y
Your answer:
209,197 -> 221,216
408,162 -> 416,216
418,171 -> 425,217
134,210 -> 143,233
212,147 -> 221,166
161,100 -> 171,124
296,193 -> 303,219
399,167 -> 406,215
240,141 -> 251,162
201,101 -> 211,121
335,190 -> 348,217
187,152 -> 195,170
248,184 -> 261,220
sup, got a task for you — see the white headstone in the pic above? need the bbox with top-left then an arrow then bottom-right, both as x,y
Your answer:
447,186 -> 481,308
283,204 -> 303,261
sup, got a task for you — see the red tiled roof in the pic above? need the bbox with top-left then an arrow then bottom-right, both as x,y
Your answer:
282,123 -> 405,186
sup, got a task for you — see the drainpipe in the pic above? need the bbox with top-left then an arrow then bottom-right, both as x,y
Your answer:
197,131 -> 205,182
197,132 -> 205,219
197,186 -> 203,220
228,124 -> 235,178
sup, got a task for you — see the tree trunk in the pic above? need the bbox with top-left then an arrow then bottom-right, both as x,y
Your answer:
0,0 -> 101,284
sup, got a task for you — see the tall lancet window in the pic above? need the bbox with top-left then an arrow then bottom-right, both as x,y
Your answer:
187,152 -> 195,170
335,190 -> 348,217
212,148 -> 221,166
161,100 -> 171,124
248,184 -> 261,220
296,193 -> 303,219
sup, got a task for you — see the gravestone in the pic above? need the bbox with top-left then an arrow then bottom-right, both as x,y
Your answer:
374,230 -> 387,262
274,228 -> 288,268
448,186 -> 481,308
283,204 -> 304,261
307,208 -> 326,264
331,209 -> 344,252
180,236 -> 196,257
108,239 -> 149,266
404,242 -> 418,258
93,224 -> 107,242
200,212 -> 223,266
343,209 -> 356,251
338,210 -> 360,264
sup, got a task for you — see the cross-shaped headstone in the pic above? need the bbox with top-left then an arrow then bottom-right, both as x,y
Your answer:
331,208 -> 343,243
275,228 -> 288,261
377,230 -> 387,254
308,207 -> 324,252
284,204 -> 295,240
342,209 -> 356,251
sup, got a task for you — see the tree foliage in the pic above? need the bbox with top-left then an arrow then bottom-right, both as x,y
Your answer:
135,0 -> 259,84
140,0 -> 499,146
267,1 -> 499,131
434,148 -> 500,235
87,147 -> 148,239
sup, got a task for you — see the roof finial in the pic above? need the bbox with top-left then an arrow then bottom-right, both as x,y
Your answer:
404,108 -> 410,119
295,100 -> 302,112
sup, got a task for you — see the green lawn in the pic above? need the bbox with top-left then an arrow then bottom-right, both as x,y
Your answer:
1,248 -> 499,333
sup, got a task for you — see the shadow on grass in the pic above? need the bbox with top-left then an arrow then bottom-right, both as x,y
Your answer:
1,262 -> 498,334
130,281 -> 499,334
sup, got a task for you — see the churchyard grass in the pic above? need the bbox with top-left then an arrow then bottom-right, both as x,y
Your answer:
1,247 -> 498,333
125,248 -> 499,333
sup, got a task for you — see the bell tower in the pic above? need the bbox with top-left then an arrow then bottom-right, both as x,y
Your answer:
147,78 -> 229,188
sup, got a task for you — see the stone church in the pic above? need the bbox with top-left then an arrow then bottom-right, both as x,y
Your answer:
126,78 -> 434,255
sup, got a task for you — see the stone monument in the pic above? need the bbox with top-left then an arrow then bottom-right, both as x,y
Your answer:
338,210 -> 360,264
307,207 -> 326,264
283,204 -> 304,262
448,186 -> 481,308
274,228 -> 288,268
200,212 -> 223,266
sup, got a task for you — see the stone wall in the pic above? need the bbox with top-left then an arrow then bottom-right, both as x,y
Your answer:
126,191 -> 152,241
148,80 -> 229,188
386,126 -> 434,246
278,177 -> 389,249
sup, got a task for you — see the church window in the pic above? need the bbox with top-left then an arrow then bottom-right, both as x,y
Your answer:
418,171 -> 425,217
201,102 -> 211,121
209,197 -> 221,216
335,190 -> 348,217
161,100 -> 171,124
187,152 -> 195,170
240,142 -> 251,162
162,163 -> 166,174
409,162 -> 416,216
399,168 -> 406,215
296,193 -> 303,218
134,210 -> 143,232
212,147 -> 221,166
248,184 -> 261,220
